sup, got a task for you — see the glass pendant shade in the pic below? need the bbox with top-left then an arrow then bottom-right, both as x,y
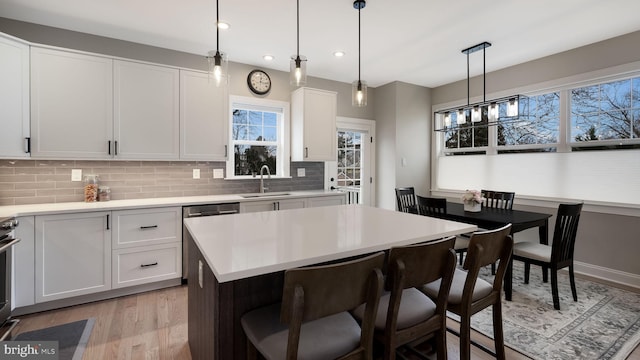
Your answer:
207,50 -> 228,87
457,109 -> 466,124
290,55 -> 307,86
488,102 -> 499,121
352,80 -> 367,107
507,97 -> 518,117
444,112 -> 451,126
471,106 -> 481,122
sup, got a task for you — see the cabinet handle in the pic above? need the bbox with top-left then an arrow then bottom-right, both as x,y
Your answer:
140,262 -> 158,268
106,214 -> 110,230
115,141 -> 119,155
108,140 -> 111,155
273,202 -> 277,211
140,225 -> 158,230
305,147 -> 309,158
25,137 -> 31,153
224,145 -> 228,157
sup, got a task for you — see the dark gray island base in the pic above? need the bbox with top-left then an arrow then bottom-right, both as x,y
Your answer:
188,235 -> 284,359
184,205 -> 476,359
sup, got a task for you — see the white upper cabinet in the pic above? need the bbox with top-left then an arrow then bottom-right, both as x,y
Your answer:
114,60 -> 180,160
0,34 -> 30,159
30,47 -> 113,159
179,70 -> 228,160
291,87 -> 337,161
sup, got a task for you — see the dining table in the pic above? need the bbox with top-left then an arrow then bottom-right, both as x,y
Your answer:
436,202 -> 553,301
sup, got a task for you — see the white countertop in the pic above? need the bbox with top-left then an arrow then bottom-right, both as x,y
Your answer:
184,204 -> 477,282
0,190 -> 342,218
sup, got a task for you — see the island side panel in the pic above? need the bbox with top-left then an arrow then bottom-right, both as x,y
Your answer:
187,233 -> 285,359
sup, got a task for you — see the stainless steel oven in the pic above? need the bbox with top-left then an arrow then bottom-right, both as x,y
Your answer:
0,217 -> 20,340
182,203 -> 240,281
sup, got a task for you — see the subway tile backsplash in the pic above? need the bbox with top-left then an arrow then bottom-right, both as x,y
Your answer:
0,160 -> 324,206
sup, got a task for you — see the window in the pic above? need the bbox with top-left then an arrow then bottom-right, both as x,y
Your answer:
444,112 -> 488,151
227,96 -> 290,178
337,131 -> 361,187
498,92 -> 560,148
571,77 -> 640,148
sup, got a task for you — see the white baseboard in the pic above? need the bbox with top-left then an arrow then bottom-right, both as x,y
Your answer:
573,261 -> 640,290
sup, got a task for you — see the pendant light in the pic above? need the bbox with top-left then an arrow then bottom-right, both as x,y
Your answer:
434,41 -> 531,131
206,0 -> 228,87
290,0 -> 307,86
352,0 -> 367,107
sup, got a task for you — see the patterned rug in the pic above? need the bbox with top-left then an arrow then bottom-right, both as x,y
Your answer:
466,263 -> 640,360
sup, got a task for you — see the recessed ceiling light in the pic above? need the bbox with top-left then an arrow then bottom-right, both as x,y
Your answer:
217,21 -> 230,30
263,54 -> 274,61
334,51 -> 345,57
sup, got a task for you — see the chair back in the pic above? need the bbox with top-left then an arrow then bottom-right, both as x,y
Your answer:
416,195 -> 447,217
550,203 -> 583,265
395,187 -> 417,214
481,190 -> 515,210
281,251 -> 384,324
463,224 -> 514,295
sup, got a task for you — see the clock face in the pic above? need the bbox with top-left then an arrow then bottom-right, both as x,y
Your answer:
247,70 -> 271,95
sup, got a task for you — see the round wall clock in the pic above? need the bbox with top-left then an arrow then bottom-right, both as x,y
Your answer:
247,69 -> 272,95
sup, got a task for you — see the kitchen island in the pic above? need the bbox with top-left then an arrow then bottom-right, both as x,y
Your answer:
184,204 -> 476,359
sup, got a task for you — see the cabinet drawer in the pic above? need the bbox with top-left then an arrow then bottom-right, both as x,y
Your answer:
112,243 -> 181,288
112,207 -> 181,248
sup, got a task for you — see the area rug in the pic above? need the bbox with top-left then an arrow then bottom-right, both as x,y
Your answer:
466,264 -> 640,360
14,318 -> 95,360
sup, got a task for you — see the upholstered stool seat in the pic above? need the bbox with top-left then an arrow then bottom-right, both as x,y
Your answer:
242,303 -> 362,360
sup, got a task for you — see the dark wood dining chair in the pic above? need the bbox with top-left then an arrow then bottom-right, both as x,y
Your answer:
240,252 -> 385,360
480,190 -> 515,273
395,187 -> 417,214
422,224 -> 513,360
481,190 -> 515,210
352,237 -> 457,360
511,203 -> 583,310
416,195 -> 469,265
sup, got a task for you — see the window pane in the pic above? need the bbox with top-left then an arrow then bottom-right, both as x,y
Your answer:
499,92 -> 559,146
232,123 -> 248,140
263,126 -> 277,141
234,145 -> 277,176
248,111 -> 263,126
571,79 -> 637,143
264,112 -> 277,126
233,109 -> 247,124
600,79 -> 631,111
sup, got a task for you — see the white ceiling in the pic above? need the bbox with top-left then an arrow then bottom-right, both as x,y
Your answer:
1,0 -> 640,88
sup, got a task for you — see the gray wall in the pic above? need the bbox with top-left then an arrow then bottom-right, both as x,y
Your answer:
374,82 -> 431,210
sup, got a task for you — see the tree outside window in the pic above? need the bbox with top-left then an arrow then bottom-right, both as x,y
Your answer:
571,77 -> 640,143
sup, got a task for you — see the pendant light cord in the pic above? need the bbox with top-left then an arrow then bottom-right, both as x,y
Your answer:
296,0 -> 300,56
216,0 -> 220,52
358,5 -> 361,82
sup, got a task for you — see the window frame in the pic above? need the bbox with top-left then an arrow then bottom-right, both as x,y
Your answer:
226,96 -> 290,179
436,71 -> 640,156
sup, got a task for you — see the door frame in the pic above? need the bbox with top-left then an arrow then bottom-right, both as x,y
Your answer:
325,117 -> 376,206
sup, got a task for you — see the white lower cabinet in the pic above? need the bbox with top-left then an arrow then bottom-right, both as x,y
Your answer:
112,243 -> 181,289
13,216 -> 35,308
35,212 -> 111,303
29,206 -> 181,305
111,207 -> 182,289
240,198 -> 306,213
306,194 -> 346,208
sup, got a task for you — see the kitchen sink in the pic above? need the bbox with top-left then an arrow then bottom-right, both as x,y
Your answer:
240,192 -> 291,198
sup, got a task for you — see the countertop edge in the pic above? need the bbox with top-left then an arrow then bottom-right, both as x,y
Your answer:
0,190 -> 345,218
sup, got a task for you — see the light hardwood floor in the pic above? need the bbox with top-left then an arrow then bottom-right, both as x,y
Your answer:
11,285 -> 640,360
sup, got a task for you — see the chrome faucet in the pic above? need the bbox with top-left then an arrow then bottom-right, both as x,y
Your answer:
259,165 -> 271,193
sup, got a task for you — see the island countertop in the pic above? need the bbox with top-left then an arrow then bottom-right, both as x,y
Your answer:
184,204 -> 477,282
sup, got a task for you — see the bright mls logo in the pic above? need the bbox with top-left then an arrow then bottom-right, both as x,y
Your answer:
1,341 -> 58,359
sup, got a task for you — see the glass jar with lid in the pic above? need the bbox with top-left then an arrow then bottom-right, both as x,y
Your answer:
98,186 -> 111,202
83,174 -> 99,202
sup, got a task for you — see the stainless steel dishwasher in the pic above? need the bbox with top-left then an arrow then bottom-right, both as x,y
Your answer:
182,203 -> 240,282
